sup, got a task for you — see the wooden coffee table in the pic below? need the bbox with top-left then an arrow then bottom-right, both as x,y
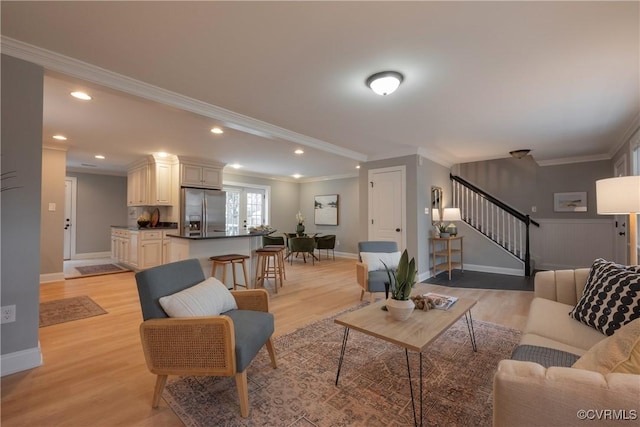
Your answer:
334,286 -> 477,427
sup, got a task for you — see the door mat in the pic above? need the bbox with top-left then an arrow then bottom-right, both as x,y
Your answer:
163,308 -> 521,426
39,296 -> 107,327
68,263 -> 130,279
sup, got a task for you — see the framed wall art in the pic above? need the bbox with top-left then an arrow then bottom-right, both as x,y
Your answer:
554,192 -> 587,212
314,194 -> 339,225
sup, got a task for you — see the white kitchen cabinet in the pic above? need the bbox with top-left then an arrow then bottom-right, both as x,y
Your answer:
162,230 -> 173,264
128,231 -> 139,267
127,164 -> 149,206
111,228 -> 130,264
178,156 -> 224,189
127,155 -> 176,206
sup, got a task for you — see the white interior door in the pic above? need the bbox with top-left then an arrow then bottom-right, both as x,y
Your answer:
368,166 -> 406,249
613,156 -> 628,264
64,177 -> 77,260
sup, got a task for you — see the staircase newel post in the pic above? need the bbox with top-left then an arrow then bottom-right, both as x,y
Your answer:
524,216 -> 531,276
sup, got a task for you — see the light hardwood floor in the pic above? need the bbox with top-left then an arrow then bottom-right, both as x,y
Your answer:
1,257 -> 533,426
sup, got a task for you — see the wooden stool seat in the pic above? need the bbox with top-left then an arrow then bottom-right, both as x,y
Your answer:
255,247 -> 285,292
264,245 -> 287,280
209,254 -> 250,289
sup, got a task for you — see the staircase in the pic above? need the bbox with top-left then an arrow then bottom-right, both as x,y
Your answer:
450,174 -> 539,276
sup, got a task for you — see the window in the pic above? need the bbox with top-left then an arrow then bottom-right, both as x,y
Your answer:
223,184 -> 270,233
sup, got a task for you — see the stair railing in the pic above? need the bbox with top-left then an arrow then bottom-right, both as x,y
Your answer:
450,174 -> 539,276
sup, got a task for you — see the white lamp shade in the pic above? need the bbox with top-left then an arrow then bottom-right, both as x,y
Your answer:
443,208 -> 462,221
596,176 -> 640,214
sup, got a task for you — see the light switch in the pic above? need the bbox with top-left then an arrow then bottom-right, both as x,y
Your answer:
48,203 -> 56,212
425,208 -> 429,215
531,206 -> 537,213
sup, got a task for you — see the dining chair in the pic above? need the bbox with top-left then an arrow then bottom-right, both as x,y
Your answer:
288,236 -> 316,265
315,234 -> 336,260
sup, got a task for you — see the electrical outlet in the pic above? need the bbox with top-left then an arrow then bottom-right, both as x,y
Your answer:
1,305 -> 16,324
336,240 -> 340,246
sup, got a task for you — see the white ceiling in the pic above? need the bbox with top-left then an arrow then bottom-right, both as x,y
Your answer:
2,1 -> 639,179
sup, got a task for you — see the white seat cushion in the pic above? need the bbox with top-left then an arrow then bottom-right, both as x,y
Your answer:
525,298 -> 606,352
360,251 -> 401,272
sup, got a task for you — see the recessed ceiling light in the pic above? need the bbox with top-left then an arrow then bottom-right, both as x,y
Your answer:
294,149 -> 304,155
52,135 -> 67,141
70,91 -> 92,100
292,174 -> 302,179
94,155 -> 105,160
356,165 -> 361,169
157,152 -> 169,158
211,127 -> 224,134
231,163 -> 242,169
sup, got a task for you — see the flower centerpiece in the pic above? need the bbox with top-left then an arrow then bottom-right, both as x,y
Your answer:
295,211 -> 306,236
382,249 -> 418,321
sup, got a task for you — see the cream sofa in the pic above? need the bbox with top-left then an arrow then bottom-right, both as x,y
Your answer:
493,268 -> 640,427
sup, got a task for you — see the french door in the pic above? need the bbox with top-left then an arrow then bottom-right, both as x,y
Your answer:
224,186 -> 267,233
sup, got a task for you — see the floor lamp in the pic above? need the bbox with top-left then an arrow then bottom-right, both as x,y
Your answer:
596,176 -> 640,265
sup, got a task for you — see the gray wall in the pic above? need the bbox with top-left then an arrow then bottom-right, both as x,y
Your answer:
1,55 -> 43,362
299,176 -> 359,254
456,157 -> 612,219
66,172 -> 128,254
358,154 -> 452,276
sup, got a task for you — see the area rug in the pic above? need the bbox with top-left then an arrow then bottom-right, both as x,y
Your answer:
66,263 -> 129,279
163,308 -> 521,426
39,295 -> 107,327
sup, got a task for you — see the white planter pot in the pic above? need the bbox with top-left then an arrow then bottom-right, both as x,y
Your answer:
386,298 -> 415,321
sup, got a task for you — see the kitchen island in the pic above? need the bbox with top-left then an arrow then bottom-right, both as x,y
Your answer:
167,231 -> 267,288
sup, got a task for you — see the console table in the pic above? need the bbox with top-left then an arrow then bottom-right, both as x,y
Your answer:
430,235 -> 463,280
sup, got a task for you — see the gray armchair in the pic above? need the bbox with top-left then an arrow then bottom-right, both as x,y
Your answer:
356,241 -> 398,301
135,259 -> 277,417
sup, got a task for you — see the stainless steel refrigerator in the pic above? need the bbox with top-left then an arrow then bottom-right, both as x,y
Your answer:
181,187 -> 226,236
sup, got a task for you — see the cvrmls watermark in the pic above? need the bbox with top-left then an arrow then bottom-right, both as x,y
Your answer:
577,409 -> 637,421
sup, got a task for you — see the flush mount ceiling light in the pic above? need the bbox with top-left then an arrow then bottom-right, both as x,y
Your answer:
366,71 -> 404,96
230,163 -> 242,169
94,154 -> 105,160
211,127 -> 224,134
70,91 -> 92,100
52,135 -> 67,141
294,149 -> 304,155
509,149 -> 531,159
292,174 -> 302,179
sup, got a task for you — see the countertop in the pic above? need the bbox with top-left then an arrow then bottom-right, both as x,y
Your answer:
166,231 -> 268,240
111,225 -> 178,231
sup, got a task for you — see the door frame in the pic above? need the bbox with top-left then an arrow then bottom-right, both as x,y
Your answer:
367,165 -> 406,249
64,176 -> 78,260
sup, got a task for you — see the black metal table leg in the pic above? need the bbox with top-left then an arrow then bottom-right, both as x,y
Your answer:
405,349 -> 418,427
335,327 -> 350,385
464,311 -> 478,352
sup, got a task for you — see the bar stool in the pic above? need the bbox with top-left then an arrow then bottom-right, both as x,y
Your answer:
264,244 -> 287,280
255,247 -> 284,292
209,254 -> 250,290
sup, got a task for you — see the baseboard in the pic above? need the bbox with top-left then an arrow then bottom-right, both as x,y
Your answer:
460,264 -> 524,277
1,344 -> 43,377
40,272 -> 64,283
72,251 -> 111,260
334,251 -> 358,259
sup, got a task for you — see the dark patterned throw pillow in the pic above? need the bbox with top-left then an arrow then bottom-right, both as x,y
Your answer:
569,258 -> 640,336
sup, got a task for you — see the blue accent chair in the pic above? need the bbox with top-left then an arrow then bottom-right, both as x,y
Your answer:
135,258 -> 277,417
356,241 -> 399,301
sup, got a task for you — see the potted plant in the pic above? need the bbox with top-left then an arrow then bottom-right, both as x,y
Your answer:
436,223 -> 450,238
383,249 -> 417,321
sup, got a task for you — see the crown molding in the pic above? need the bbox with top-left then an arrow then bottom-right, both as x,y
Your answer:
611,113 -> 640,157
2,36 -> 368,163
536,153 -> 611,167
